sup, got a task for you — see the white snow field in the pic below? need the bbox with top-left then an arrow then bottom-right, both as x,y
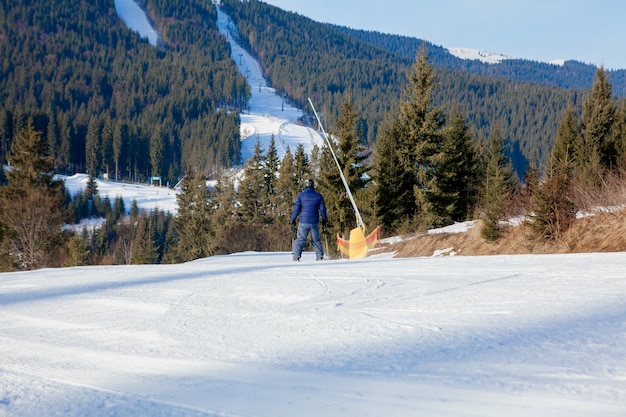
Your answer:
216,6 -> 325,162
1,251 -> 625,416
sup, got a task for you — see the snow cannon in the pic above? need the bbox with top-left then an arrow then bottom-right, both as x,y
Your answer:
309,98 -> 380,259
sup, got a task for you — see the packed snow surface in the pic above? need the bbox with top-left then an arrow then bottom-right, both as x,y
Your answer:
1,251 -> 625,416
216,7 -> 324,162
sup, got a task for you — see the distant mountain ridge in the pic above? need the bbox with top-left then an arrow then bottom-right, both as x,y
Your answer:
331,25 -> 626,97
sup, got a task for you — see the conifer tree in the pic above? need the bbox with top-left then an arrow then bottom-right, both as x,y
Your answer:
85,116 -> 101,176
237,137 -> 266,223
65,232 -> 91,267
166,170 -> 218,263
372,47 -> 446,233
131,212 -> 159,264
371,115 -> 411,232
263,135 -> 280,219
150,123 -> 165,179
275,147 -> 298,218
551,105 -> 580,175
529,142 -> 575,241
408,49 -> 448,230
576,67 -> 616,186
100,114 -> 113,178
439,108 -> 482,223
292,144 -> 311,187
480,127 -> 517,242
0,121 -> 67,269
612,101 -> 626,168
318,95 -> 370,240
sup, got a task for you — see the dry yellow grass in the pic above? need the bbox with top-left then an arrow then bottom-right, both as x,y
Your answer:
378,208 -> 626,258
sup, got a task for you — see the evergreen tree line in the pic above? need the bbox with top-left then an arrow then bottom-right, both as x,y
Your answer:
1,0 -> 247,185
2,52 -> 626,270
334,25 -> 626,97
2,0 -> 614,187
222,0 -> 593,175
527,66 -> 626,241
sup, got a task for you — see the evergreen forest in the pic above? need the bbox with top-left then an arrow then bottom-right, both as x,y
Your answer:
1,0 -> 626,271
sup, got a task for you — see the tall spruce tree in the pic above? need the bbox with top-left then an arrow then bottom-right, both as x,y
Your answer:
131,212 -> 159,264
372,115 -> 413,232
577,67 -> 616,185
166,170 -> 218,263
480,126 -> 517,242
614,101 -> 626,166
0,121 -> 67,270
263,135 -> 280,220
275,147 -> 298,218
439,108 -> 481,223
292,144 -> 312,189
372,47 -> 447,233
237,137 -> 266,223
551,105 -> 580,175
318,95 -> 370,240
529,138 -> 575,241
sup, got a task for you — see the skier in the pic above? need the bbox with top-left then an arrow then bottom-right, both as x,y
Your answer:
291,179 -> 328,261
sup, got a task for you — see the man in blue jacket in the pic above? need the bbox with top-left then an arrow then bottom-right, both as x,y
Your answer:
291,178 -> 328,261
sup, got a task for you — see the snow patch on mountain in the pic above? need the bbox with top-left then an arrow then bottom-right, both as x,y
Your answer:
448,47 -> 510,64
448,47 -> 566,66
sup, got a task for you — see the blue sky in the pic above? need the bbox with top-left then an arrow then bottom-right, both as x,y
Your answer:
263,0 -> 626,70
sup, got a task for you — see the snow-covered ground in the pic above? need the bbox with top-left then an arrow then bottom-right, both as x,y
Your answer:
447,47 -> 566,67
114,0 -> 159,46
62,173 -> 179,215
1,251 -> 625,416
216,7 -> 324,162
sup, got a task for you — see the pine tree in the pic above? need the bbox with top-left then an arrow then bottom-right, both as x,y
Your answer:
275,147 -> 298,218
372,47 -> 446,233
439,108 -> 482,223
237,137 -> 266,223
615,101 -> 626,166
150,123 -> 164,179
372,116 -> 413,232
576,67 -> 616,186
264,135 -> 280,219
292,143 -> 311,188
85,116 -> 101,176
0,121 -> 67,269
318,95 -> 370,240
166,170 -> 218,263
480,127 -> 517,242
131,212 -> 158,264
529,143 -> 575,241
551,105 -> 580,175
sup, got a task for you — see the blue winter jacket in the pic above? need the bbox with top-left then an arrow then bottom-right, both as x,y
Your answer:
290,187 -> 327,224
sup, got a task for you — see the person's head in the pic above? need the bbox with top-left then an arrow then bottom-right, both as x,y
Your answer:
304,178 -> 314,189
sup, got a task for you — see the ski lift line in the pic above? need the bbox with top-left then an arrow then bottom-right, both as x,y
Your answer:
308,98 -> 364,229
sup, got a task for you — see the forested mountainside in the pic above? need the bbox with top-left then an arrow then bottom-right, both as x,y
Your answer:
333,26 -> 626,97
223,0 -> 606,174
0,0 -> 247,185
1,0 -> 619,179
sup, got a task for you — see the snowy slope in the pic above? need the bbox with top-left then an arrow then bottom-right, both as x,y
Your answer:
1,251 -> 625,416
447,47 -> 511,64
447,47 -> 566,67
216,7 -> 324,162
